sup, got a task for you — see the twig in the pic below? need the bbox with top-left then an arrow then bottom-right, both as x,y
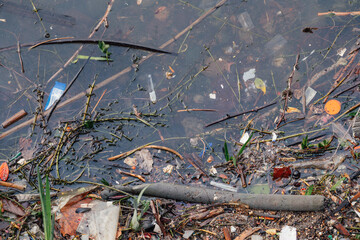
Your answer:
0,180 -> 26,190
45,0 -> 114,84
116,169 -> 145,182
46,56 -> 90,122
332,80 -> 360,98
91,89 -> 107,114
177,109 -> 217,112
83,79 -> 96,123
108,144 -> 184,161
17,41 -> 24,73
276,54 -> 300,128
150,200 -> 167,237
29,39 -> 176,55
204,101 -> 277,127
322,52 -> 358,103
0,0 -> 229,140
2,109 -> 27,128
318,11 -> 360,16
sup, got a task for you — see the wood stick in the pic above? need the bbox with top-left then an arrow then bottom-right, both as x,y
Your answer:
101,182 -> 325,211
0,0 -> 229,140
318,11 -> 360,16
204,101 -> 277,127
29,39 -> 176,55
116,169 -> 145,182
0,181 -> 26,191
2,109 -> 27,128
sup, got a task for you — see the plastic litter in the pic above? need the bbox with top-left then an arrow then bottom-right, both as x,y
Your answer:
331,122 -> 355,144
147,74 -> 157,103
45,81 -> 66,110
238,12 -> 254,31
77,200 -> 120,240
251,235 -> 263,240
243,68 -> 256,82
279,225 -> 297,240
265,34 -> 287,55
210,181 -> 237,192
305,87 -> 317,105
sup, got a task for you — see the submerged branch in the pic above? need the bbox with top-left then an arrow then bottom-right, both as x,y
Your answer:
101,182 -> 325,211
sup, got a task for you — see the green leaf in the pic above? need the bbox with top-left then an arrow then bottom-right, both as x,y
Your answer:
84,120 -> 94,129
301,135 -> 309,149
37,166 -> 54,240
131,185 -> 150,231
305,185 -> 314,195
330,177 -> 347,191
223,141 -> 230,162
100,178 -> 109,186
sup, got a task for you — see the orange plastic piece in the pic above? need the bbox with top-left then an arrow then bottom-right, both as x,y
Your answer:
324,99 -> 341,115
0,162 -> 9,181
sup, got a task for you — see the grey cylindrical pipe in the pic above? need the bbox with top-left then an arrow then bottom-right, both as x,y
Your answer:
101,182 -> 324,211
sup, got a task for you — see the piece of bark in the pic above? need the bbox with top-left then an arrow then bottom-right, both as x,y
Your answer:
101,182 -> 324,211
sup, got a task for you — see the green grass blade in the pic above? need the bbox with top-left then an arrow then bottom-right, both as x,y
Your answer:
223,141 -> 230,162
235,132 -> 254,167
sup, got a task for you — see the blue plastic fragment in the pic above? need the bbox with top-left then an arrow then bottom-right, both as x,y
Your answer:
199,142 -> 212,157
45,81 -> 66,110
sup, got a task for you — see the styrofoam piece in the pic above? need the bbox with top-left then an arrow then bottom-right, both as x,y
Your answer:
279,225 -> 297,240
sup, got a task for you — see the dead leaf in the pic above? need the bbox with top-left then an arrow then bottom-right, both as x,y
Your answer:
0,162 -> 9,181
57,198 -> 93,236
254,77 -> 266,94
135,149 -> 153,172
154,6 -> 169,21
1,198 -> 26,216
124,157 -> 137,167
286,106 -> 301,113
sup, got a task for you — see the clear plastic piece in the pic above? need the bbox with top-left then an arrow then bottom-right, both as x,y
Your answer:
265,34 -> 287,55
77,200 -> 120,240
238,12 -> 254,31
147,74 -> 157,103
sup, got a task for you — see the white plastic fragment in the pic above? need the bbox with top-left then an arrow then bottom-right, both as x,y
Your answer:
272,132 -> 277,142
305,87 -> 317,105
240,132 -> 249,144
238,12 -> 254,31
251,235 -> 263,240
209,166 -> 218,176
279,225 -> 297,240
230,226 -> 237,233
301,49 -> 315,62
243,68 -> 256,82
183,230 -> 195,239
337,48 -> 346,56
210,181 -> 237,192
147,74 -> 157,103
209,92 -> 216,99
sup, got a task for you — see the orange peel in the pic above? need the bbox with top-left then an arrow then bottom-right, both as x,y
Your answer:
324,99 -> 341,115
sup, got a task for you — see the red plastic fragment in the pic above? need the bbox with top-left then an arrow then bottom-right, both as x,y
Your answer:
0,162 -> 9,181
272,167 -> 291,180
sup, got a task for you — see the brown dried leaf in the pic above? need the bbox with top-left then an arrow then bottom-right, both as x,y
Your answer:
1,198 -> 26,216
57,198 -> 92,236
